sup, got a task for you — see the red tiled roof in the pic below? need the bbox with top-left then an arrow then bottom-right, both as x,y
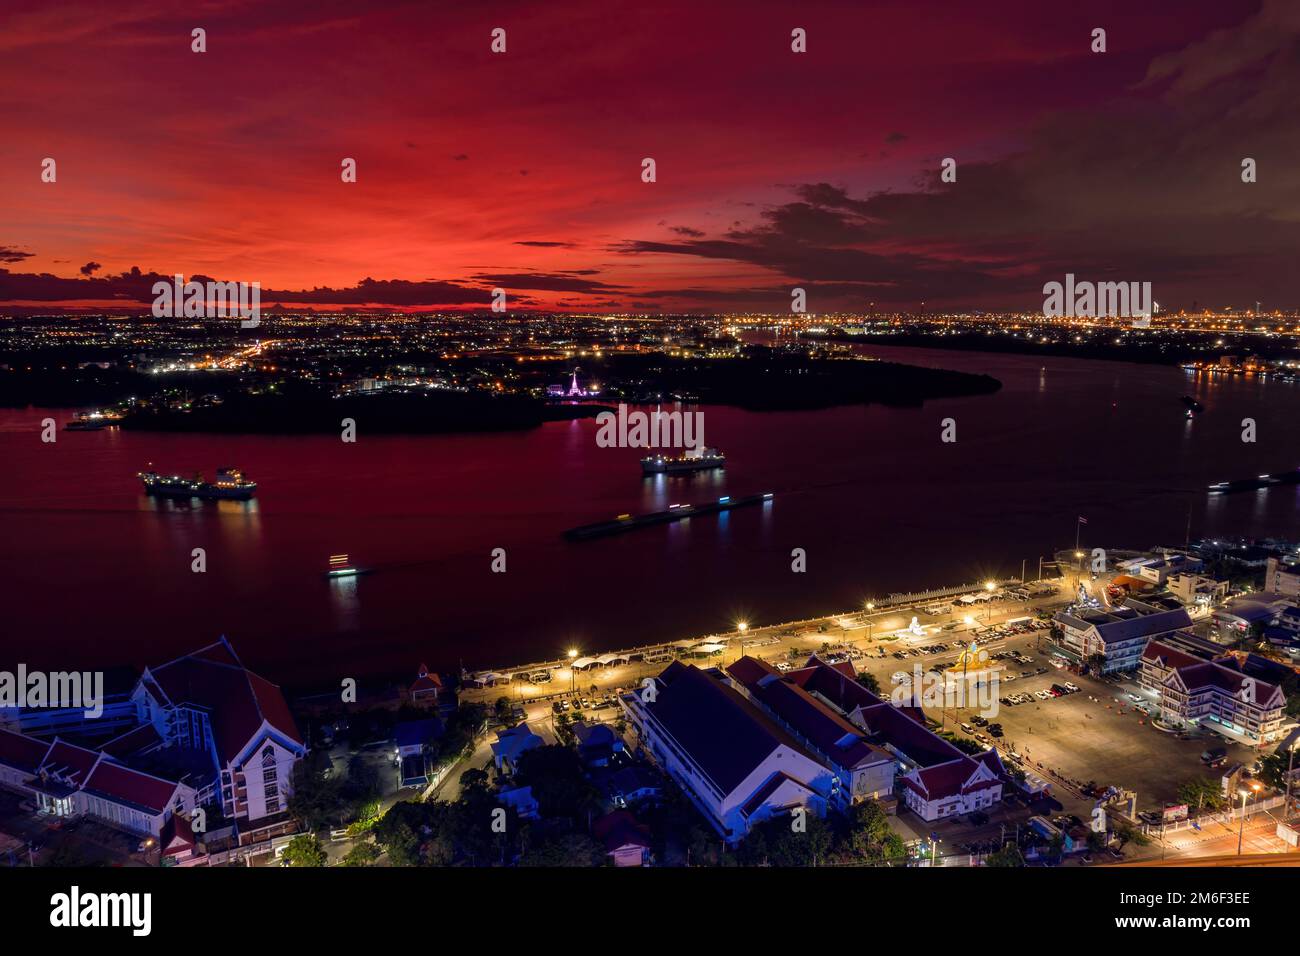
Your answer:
100,723 -> 162,758
593,810 -> 652,851
145,638 -> 303,764
82,761 -> 179,815
40,740 -> 101,786
410,667 -> 443,693
726,657 -> 888,771
0,728 -> 51,774
1142,640 -> 1202,672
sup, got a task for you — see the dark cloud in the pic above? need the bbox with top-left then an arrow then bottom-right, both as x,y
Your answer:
884,131 -> 907,144
469,272 -> 624,294
514,241 -> 576,248
0,267 -> 500,307
0,246 -> 34,264
616,0 -> 1300,310
671,226 -> 705,238
79,261 -> 101,276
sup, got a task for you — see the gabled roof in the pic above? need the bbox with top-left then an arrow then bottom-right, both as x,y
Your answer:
645,663 -> 813,795
142,637 -> 303,764
39,739 -> 101,786
1166,660 -> 1284,706
491,722 -> 543,761
100,722 -> 163,759
726,657 -> 890,771
81,761 -> 180,816
0,727 -> 52,774
410,664 -> 443,694
1142,640 -> 1204,672
903,750 -> 1004,801
394,717 -> 445,748
571,721 -> 617,749
1094,607 -> 1192,645
853,702 -> 962,767
592,810 -> 652,852
739,771 -> 815,817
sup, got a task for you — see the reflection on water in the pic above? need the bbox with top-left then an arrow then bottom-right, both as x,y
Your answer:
328,573 -> 360,626
5,343 -> 1300,682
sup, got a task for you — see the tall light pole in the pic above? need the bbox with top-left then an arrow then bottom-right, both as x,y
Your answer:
1285,741 -> 1297,815
1237,783 -> 1261,855
736,620 -> 748,661
567,648 -> 578,695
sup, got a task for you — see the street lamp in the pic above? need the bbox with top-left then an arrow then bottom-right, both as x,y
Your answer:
1237,782 -> 1262,856
567,648 -> 578,694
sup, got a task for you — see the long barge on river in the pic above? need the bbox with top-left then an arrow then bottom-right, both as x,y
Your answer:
1207,468 -> 1300,495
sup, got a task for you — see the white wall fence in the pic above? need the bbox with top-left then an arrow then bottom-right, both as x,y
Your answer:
1143,794 -> 1286,835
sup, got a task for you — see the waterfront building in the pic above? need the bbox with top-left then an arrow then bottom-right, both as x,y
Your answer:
0,638 -> 306,847
132,638 -> 306,833
0,729 -> 199,837
725,656 -> 895,809
728,658 -> 1008,822
1149,654 -> 1286,745
620,661 -> 834,844
1053,597 -> 1192,672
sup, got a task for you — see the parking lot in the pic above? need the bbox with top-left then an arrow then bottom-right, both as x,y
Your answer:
851,618 -> 1258,813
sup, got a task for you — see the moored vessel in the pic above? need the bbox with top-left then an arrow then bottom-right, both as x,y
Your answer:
641,446 -> 726,475
139,466 -> 257,500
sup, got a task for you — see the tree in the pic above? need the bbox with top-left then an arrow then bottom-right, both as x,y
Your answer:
938,731 -> 985,756
1112,821 -> 1149,849
985,844 -> 1025,867
1257,750 -> 1297,791
373,801 -> 428,866
518,832 -> 604,867
1085,653 -> 1107,675
281,834 -> 327,867
514,745 -> 600,820
856,672 -> 881,695
1177,777 -> 1226,813
845,800 -> 891,860
493,696 -> 512,723
341,841 -> 380,867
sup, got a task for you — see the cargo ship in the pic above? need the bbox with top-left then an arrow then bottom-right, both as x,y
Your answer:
641,446 -> 725,475
138,466 -> 257,500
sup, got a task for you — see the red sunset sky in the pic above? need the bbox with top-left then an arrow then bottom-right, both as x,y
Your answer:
1,0 -> 1296,312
